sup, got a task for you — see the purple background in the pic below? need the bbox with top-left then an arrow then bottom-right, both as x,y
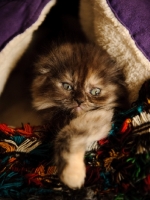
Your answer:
107,0 -> 150,61
0,0 -> 51,51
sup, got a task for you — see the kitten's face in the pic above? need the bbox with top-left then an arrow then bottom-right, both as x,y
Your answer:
32,43 -> 127,117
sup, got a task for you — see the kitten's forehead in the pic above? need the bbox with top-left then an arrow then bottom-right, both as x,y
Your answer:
62,66 -> 104,87
85,70 -> 103,87
61,72 -> 73,83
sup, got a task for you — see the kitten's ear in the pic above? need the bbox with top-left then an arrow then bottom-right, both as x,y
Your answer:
107,58 -> 117,66
37,66 -> 50,74
34,56 -> 51,75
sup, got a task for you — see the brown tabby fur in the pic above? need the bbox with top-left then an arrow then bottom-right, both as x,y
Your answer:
31,41 -> 128,189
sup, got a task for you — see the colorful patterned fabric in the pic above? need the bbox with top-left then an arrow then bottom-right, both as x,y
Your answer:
0,80 -> 150,199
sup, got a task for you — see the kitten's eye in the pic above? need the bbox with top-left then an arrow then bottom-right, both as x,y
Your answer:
62,82 -> 73,91
90,88 -> 101,96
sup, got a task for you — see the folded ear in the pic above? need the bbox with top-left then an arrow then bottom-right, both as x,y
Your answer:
34,55 -> 51,75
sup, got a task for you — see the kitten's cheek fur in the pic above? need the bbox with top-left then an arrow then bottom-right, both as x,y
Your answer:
60,152 -> 86,189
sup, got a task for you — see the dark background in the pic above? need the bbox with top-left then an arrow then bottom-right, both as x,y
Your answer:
56,0 -> 80,17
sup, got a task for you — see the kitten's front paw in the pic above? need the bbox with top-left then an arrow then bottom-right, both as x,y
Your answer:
60,159 -> 86,189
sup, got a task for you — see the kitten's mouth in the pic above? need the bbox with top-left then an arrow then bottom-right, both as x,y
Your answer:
73,106 -> 83,111
71,106 -> 85,115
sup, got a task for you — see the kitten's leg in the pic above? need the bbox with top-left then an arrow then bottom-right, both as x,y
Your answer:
55,109 -> 113,189
55,126 -> 87,189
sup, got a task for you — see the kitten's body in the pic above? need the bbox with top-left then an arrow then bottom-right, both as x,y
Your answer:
32,41 -> 128,188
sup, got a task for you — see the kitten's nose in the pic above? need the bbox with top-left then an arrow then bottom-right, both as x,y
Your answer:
75,98 -> 84,105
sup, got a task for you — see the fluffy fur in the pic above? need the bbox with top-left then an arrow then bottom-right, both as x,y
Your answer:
31,42 -> 128,188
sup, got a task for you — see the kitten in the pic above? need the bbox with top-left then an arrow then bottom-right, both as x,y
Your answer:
31,41 -> 128,189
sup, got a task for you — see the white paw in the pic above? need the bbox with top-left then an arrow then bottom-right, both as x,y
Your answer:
60,159 -> 86,189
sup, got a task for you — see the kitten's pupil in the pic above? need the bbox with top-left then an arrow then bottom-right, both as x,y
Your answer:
90,88 -> 101,96
62,83 -> 72,91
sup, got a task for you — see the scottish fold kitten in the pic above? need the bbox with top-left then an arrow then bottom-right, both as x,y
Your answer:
31,41 -> 128,189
